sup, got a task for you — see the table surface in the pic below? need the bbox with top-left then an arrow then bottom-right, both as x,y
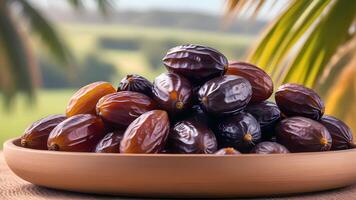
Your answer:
1,152 -> 356,200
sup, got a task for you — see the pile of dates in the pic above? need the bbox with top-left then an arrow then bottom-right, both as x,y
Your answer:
20,44 -> 355,155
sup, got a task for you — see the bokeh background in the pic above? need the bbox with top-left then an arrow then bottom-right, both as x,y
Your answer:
0,0 -> 355,148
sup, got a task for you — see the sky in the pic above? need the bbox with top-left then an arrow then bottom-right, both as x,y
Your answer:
31,0 -> 285,20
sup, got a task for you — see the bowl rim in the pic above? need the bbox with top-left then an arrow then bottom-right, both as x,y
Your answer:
4,137 -> 356,158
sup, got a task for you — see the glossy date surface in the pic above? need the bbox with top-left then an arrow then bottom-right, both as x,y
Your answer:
276,117 -> 332,152
215,112 -> 261,153
94,130 -> 124,153
152,72 -> 193,115
163,44 -> 228,84
21,114 -> 66,150
47,114 -> 105,152
117,74 -> 153,97
215,147 -> 241,155
120,110 -> 170,153
251,141 -> 289,154
320,115 -> 355,150
168,119 -> 217,154
66,81 -> 116,117
227,61 -> 273,103
198,75 -> 252,116
96,91 -> 156,128
245,101 -> 281,140
275,83 -> 325,120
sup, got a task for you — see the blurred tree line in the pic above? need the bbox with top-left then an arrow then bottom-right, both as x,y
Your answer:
39,53 -> 116,88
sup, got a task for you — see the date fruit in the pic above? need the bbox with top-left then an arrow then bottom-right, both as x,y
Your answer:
215,147 -> 241,155
245,101 -> 281,140
168,119 -> 217,154
66,81 -> 116,117
21,114 -> 66,150
227,61 -> 273,103
94,130 -> 124,153
198,75 -> 252,116
96,91 -> 156,128
275,83 -> 325,120
276,117 -> 332,152
117,74 -> 153,97
120,110 -> 170,153
251,142 -> 289,154
215,112 -> 261,153
152,72 -> 193,115
320,115 -> 355,150
163,44 -> 228,84
47,114 -> 105,152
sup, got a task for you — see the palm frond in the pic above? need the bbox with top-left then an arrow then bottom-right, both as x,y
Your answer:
317,37 -> 356,97
282,0 -> 356,87
0,5 -> 35,105
14,0 -> 73,65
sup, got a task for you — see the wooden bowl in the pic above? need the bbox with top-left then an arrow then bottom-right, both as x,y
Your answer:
4,137 -> 356,198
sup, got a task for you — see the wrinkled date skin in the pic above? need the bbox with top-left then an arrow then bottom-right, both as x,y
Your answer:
276,117 -> 332,152
215,147 -> 241,155
120,110 -> 170,153
96,91 -> 156,128
66,81 -> 116,117
198,75 -> 252,116
47,114 -> 105,152
117,74 -> 153,97
245,101 -> 281,140
216,112 -> 261,153
275,83 -> 325,120
320,115 -> 355,150
21,114 -> 66,150
251,141 -> 289,154
168,119 -> 218,154
227,62 -> 273,103
163,44 -> 228,84
94,130 -> 124,153
152,72 -> 193,115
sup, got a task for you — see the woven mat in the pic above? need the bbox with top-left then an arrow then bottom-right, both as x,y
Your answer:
1,152 -> 355,200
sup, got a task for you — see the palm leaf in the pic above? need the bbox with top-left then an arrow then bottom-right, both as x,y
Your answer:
14,0 -> 73,65
0,5 -> 35,106
317,37 -> 356,97
283,0 -> 356,87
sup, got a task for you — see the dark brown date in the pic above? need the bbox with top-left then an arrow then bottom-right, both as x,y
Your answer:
320,115 -> 355,150
275,83 -> 325,120
96,91 -> 156,128
215,112 -> 261,153
276,117 -> 332,152
117,74 -> 153,97
94,130 -> 124,153
66,81 -> 116,117
21,114 -> 66,150
163,44 -> 228,84
152,72 -> 193,115
245,101 -> 281,140
215,147 -> 241,155
198,75 -> 252,116
168,119 -> 217,154
227,61 -> 273,103
120,110 -> 170,153
251,142 -> 289,154
47,114 -> 105,152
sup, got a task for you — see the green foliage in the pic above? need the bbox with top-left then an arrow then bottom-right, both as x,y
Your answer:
0,0 -> 112,106
0,4 -> 34,105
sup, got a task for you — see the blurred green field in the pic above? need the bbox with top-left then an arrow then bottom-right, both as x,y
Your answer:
0,90 -> 74,148
59,24 -> 254,81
